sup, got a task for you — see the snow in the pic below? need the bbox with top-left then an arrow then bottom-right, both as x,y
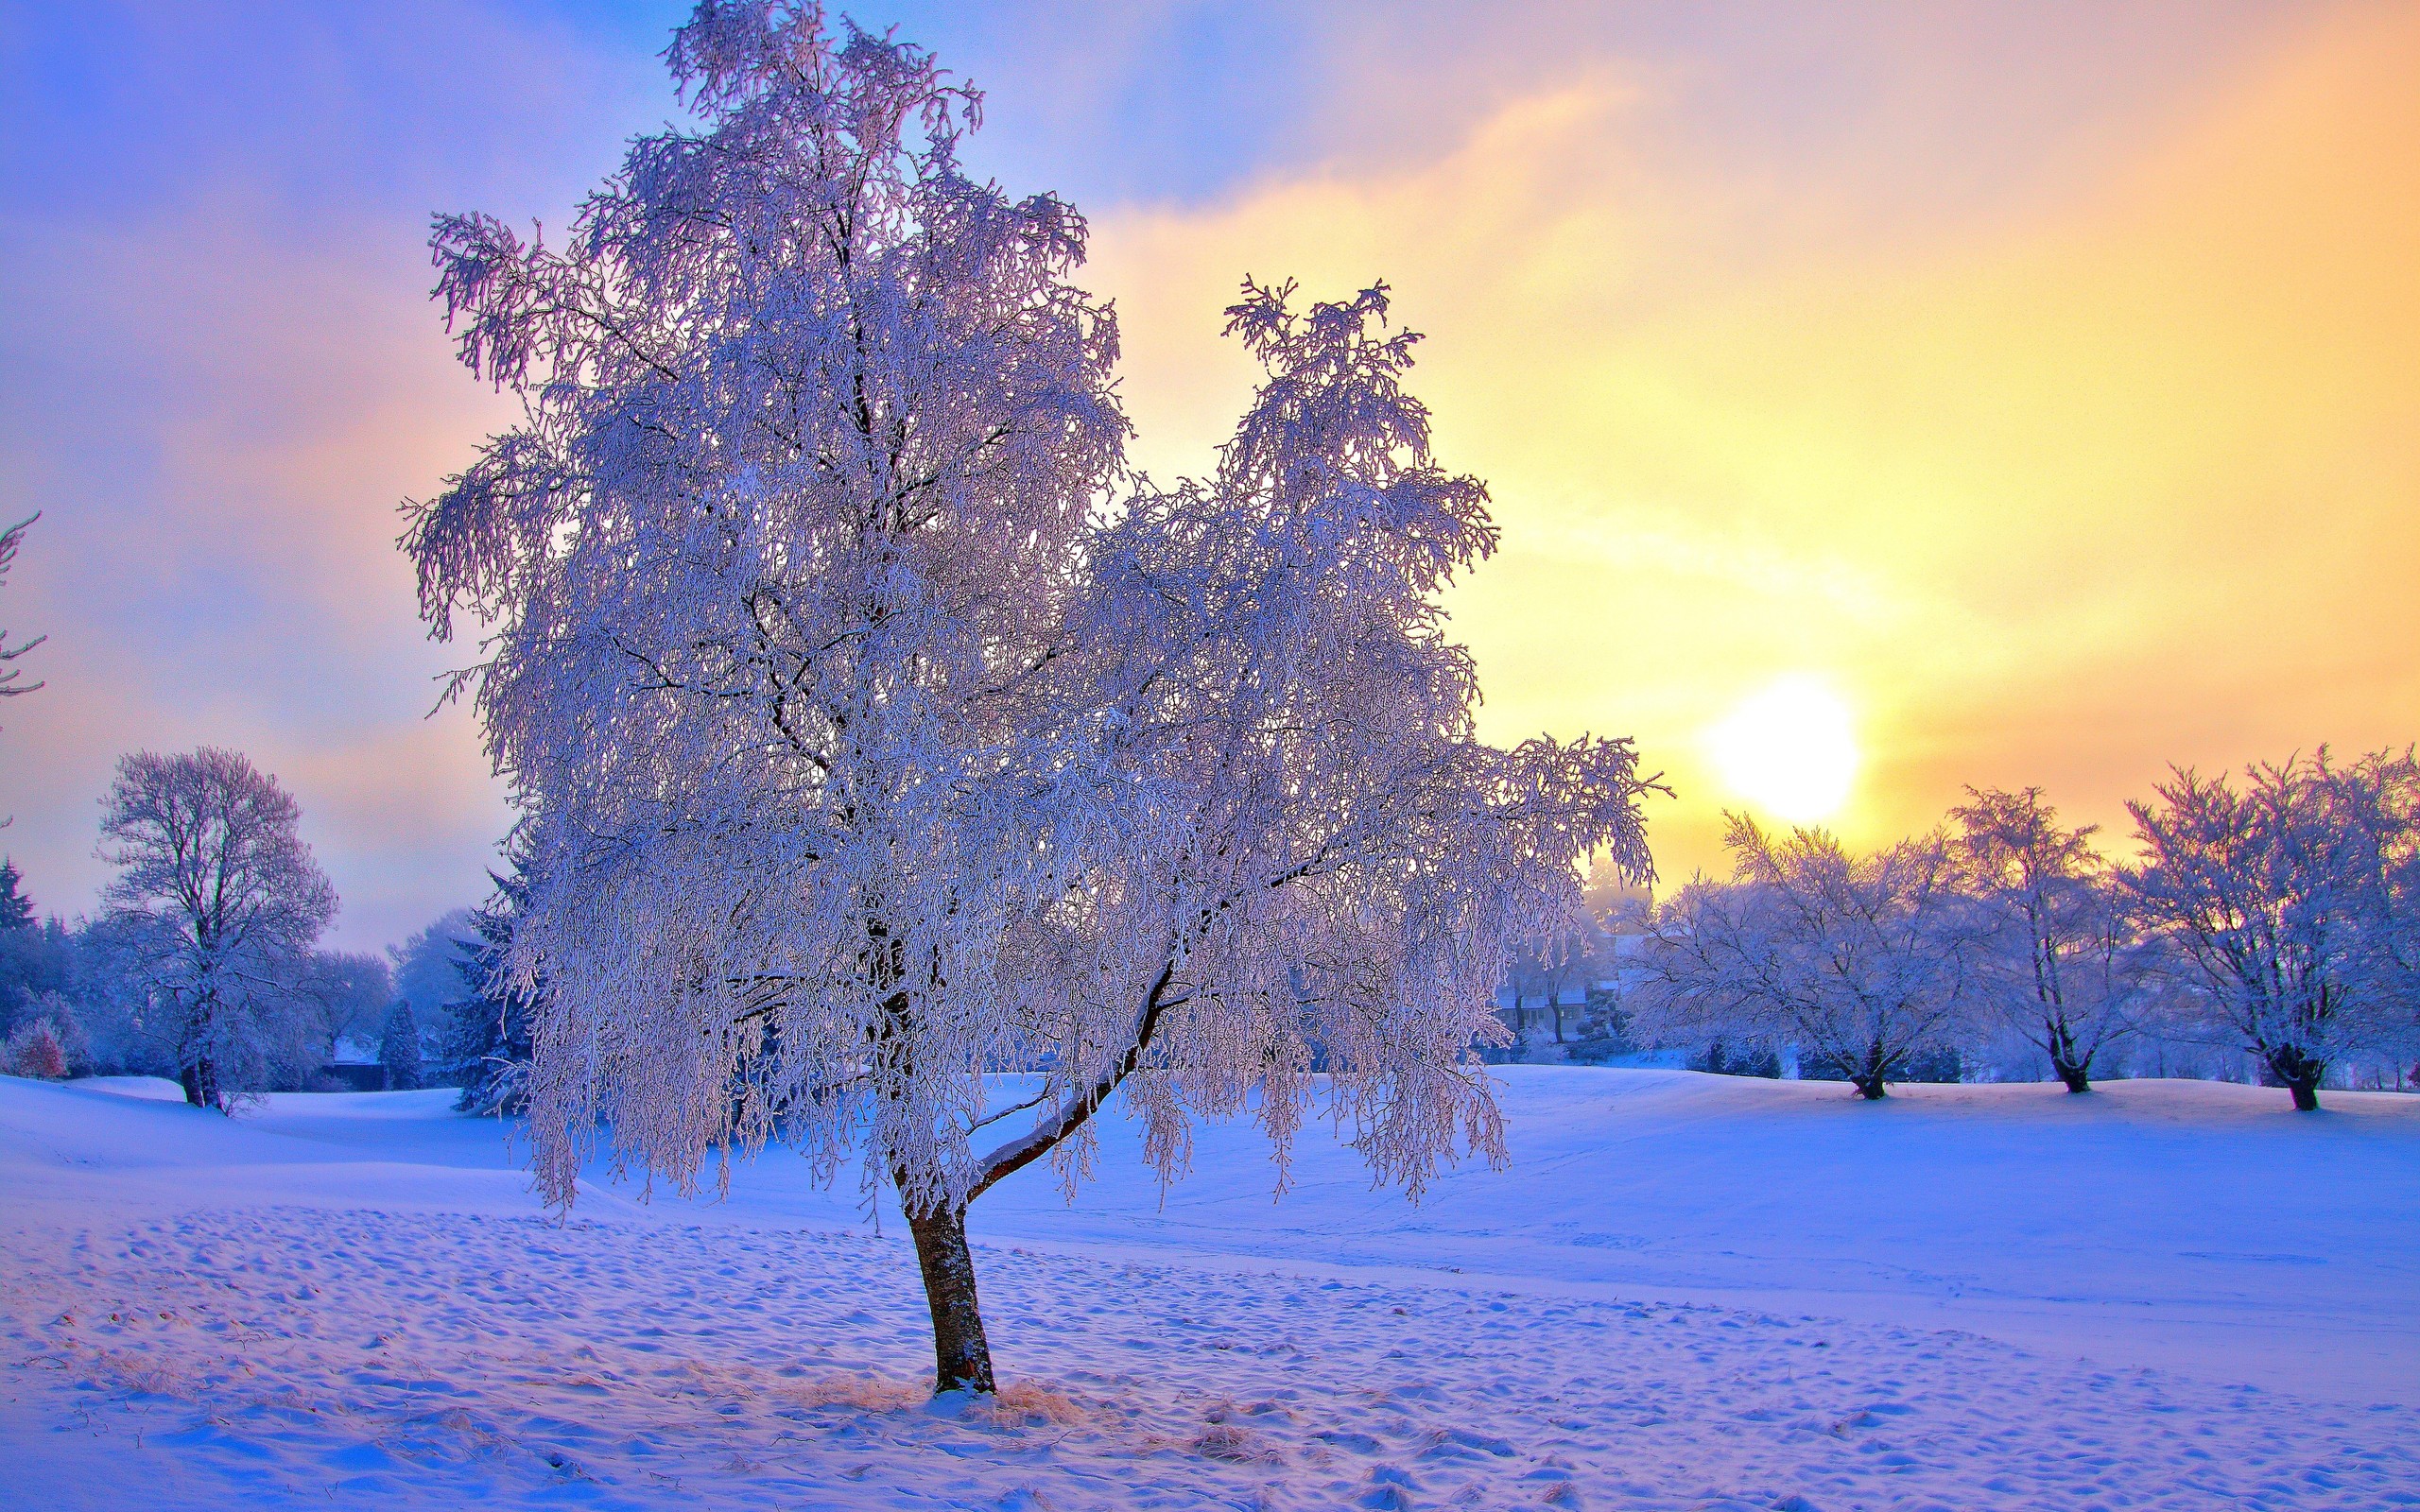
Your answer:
66,1074 -> 190,1102
6,1068 -> 2416,1508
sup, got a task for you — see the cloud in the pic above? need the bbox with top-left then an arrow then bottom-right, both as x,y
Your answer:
1081,1 -> 2420,879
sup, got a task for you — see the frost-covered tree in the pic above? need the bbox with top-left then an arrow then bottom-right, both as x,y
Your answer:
405,3 -> 1652,1395
4,1014 -> 66,1079
1949,787 -> 2145,1092
2124,748 -> 2419,1110
299,950 -> 392,1064
378,1000 -> 424,1091
94,748 -> 337,1110
389,908 -> 476,1023
1507,918 -> 1609,1049
1637,816 -> 1979,1099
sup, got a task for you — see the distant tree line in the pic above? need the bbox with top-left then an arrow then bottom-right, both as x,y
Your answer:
1596,748 -> 2420,1110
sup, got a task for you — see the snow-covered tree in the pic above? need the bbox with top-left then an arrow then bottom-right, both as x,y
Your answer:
298,950 -> 391,1064
94,748 -> 337,1110
389,908 -> 476,1022
1506,915 -> 1610,1049
4,1014 -> 66,1079
1949,787 -> 2145,1092
405,3 -> 1653,1395
2123,748 -> 2419,1110
437,868 -> 535,1115
378,1000 -> 424,1091
1636,816 -> 1979,1099
26,990 -> 93,1076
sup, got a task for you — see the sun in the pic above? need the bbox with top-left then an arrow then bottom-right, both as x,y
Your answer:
1705,676 -> 1859,824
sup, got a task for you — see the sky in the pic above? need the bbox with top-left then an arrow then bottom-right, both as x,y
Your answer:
1,0 -> 2414,951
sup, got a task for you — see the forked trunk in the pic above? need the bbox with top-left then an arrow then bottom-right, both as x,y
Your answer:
2266,1046 -> 2325,1112
180,1055 -> 222,1113
907,1200 -> 995,1394
2047,1019 -> 2090,1092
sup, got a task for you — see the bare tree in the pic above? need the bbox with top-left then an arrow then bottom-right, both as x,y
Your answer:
404,5 -> 1652,1395
2124,748 -> 2418,1110
1507,921 -> 1606,1049
95,748 -> 337,1110
1637,816 -> 1979,1099
1949,787 -> 2145,1092
0,513 -> 45,828
0,513 -> 43,718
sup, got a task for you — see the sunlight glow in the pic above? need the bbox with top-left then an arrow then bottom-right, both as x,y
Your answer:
1706,677 -> 1859,824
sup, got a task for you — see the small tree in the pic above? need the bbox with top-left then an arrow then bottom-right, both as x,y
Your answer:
94,748 -> 337,1111
406,4 -> 1653,1396
4,1015 -> 66,1078
378,1001 -> 424,1091
1637,816 -> 1979,1099
1949,787 -> 2145,1092
1508,918 -> 1607,1048
2124,748 -> 2418,1110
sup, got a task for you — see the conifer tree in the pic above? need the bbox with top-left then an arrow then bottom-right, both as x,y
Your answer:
378,1001 -> 424,1091
0,860 -> 33,930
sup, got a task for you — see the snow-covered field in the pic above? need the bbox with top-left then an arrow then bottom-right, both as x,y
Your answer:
5,1070 -> 2416,1509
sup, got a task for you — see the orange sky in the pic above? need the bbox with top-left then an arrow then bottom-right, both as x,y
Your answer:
1083,1 -> 2420,883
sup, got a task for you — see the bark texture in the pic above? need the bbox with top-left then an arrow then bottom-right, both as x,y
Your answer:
907,1201 -> 996,1394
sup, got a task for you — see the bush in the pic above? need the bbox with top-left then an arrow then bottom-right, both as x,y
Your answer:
1688,1039 -> 1782,1078
5,1017 -> 68,1078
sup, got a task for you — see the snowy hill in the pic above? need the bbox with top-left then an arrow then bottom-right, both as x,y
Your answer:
5,1069 -> 2415,1509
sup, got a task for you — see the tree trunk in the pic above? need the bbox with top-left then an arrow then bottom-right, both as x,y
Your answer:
2047,1018 -> 2090,1092
2266,1046 -> 2324,1112
906,1200 -> 996,1395
1851,1041 -> 1889,1099
180,1055 -> 222,1112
